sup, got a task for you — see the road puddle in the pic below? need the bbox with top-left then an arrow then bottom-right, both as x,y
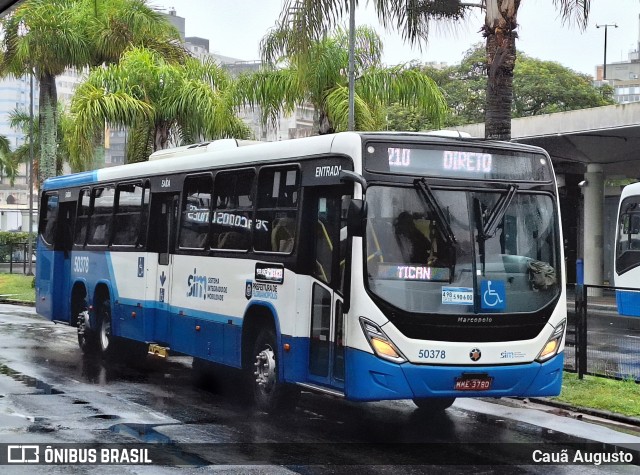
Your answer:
0,361 -> 64,394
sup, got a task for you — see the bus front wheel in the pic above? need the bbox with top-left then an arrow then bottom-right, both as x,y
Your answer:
251,327 -> 298,413
412,397 -> 456,412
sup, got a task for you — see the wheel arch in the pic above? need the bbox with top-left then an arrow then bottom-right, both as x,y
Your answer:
92,281 -> 113,308
241,302 -> 281,373
69,280 -> 88,327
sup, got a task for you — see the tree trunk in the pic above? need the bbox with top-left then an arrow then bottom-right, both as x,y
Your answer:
154,122 -> 170,151
38,71 -> 58,183
484,0 -> 519,141
318,109 -> 334,135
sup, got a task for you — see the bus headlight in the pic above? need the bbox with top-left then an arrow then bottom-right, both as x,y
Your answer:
536,320 -> 565,362
359,317 -> 406,364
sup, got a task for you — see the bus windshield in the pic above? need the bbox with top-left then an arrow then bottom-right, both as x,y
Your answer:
365,185 -> 560,314
615,197 -> 640,274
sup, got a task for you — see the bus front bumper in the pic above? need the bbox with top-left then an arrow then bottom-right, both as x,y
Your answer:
344,348 -> 564,401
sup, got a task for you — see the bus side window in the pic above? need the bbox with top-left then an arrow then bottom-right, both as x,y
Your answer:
138,183 -> 150,247
113,182 -> 145,247
255,167 -> 299,253
74,190 -> 91,246
87,186 -> 115,246
179,174 -> 213,250
211,170 -> 254,251
40,192 -> 59,246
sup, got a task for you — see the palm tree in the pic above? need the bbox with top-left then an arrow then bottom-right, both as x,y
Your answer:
236,25 -> 446,135
274,0 -> 590,140
69,48 -> 250,166
0,0 -> 185,183
8,106 -> 75,178
0,135 -> 20,185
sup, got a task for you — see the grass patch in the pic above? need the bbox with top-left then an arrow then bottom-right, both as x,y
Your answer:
0,273 -> 35,303
553,372 -> 640,417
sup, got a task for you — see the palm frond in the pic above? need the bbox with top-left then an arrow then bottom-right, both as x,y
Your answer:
324,85 -> 376,131
234,69 -> 302,128
551,0 -> 590,29
357,66 -> 447,128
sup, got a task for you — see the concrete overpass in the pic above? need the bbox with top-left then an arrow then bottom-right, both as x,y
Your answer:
453,102 -> 640,287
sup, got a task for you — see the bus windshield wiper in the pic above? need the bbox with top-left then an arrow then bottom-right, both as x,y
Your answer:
414,178 -> 457,245
479,184 -> 518,241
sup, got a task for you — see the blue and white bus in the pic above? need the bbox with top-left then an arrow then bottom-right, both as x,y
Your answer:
614,182 -> 640,316
36,132 -> 566,412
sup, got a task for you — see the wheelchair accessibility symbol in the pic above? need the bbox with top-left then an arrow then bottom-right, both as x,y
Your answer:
481,280 -> 506,310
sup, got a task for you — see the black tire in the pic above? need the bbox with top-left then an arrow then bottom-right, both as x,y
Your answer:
251,327 -> 299,413
98,299 -> 116,357
77,308 -> 98,354
412,397 -> 456,412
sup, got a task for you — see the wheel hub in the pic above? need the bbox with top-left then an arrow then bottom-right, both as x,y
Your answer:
254,347 -> 276,391
100,317 -> 111,350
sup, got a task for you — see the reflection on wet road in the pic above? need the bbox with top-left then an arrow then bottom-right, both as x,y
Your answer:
0,304 -> 638,473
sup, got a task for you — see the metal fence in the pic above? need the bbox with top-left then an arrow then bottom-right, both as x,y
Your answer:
566,283 -> 640,381
0,242 -> 34,274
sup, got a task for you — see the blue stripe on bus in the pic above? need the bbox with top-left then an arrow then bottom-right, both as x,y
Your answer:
113,297 -> 244,326
343,348 -> 563,401
42,170 -> 98,190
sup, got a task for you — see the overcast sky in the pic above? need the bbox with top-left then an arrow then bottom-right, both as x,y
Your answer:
155,0 -> 640,76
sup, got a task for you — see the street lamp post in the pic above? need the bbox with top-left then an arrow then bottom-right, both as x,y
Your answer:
27,70 -> 34,276
596,23 -> 618,80
347,0 -> 355,131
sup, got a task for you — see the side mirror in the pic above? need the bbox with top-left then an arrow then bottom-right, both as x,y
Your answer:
346,198 -> 366,237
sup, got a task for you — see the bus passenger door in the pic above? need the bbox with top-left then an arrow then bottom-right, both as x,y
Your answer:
308,191 -> 347,389
39,193 -> 75,322
56,200 -> 76,322
145,192 -> 179,345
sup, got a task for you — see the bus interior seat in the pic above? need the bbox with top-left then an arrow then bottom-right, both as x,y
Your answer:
217,231 -> 248,250
368,218 -> 402,262
180,228 -> 208,248
271,217 -> 295,252
91,222 -> 109,244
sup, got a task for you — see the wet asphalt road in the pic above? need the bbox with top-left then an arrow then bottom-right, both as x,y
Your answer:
0,304 -> 639,474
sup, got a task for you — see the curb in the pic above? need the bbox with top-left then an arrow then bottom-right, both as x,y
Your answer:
528,397 -> 640,427
0,298 -> 35,307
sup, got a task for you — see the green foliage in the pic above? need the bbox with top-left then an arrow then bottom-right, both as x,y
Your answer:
0,232 -> 35,245
0,0 -> 186,181
239,25 -> 446,134
0,274 -> 36,303
555,372 -> 640,417
275,1 -> 592,140
0,233 -> 35,266
513,53 -> 615,116
385,103 -> 433,132
393,44 -> 615,130
69,48 -> 250,165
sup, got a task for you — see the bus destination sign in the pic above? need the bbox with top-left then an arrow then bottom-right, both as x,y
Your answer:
364,142 -> 551,181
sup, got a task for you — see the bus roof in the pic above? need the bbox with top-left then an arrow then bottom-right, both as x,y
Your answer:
42,131 -> 549,191
620,182 -> 640,201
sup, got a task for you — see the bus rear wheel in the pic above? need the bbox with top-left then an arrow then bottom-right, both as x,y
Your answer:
77,309 -> 98,354
412,397 -> 456,412
98,300 -> 115,357
252,327 -> 298,413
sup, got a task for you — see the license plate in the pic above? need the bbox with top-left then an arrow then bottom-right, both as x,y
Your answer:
454,375 -> 493,391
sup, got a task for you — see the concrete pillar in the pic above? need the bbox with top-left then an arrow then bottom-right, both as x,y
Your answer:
582,163 -> 604,287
